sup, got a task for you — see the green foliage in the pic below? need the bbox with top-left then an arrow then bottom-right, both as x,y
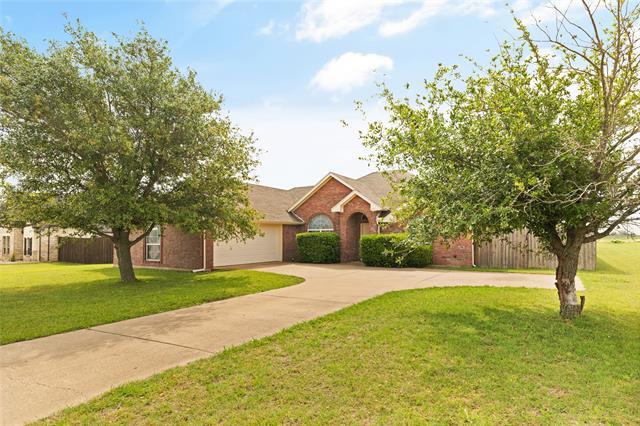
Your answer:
360,233 -> 432,268
404,244 -> 432,268
360,234 -> 404,267
296,232 -> 340,264
0,21 -> 259,265
360,4 -> 640,257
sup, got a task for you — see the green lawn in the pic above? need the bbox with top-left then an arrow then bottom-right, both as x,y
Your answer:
40,241 -> 639,424
0,263 -> 303,345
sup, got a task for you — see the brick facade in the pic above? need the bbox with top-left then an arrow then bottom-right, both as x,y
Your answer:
292,177 -> 353,236
282,224 -> 303,262
290,177 -> 378,262
289,179 -> 475,266
338,195 -> 378,261
121,176 -> 475,270
432,237 -> 474,267
118,225 -> 214,271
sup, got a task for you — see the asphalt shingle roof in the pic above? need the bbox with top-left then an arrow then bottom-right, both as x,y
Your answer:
248,171 -> 404,224
247,184 -> 310,224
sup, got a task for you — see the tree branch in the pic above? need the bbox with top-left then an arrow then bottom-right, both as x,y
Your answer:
129,223 -> 156,246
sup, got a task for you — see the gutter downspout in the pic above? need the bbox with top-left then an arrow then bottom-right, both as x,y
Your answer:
471,238 -> 476,267
192,232 -> 207,273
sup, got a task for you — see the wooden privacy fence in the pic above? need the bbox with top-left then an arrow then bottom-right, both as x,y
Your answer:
58,237 -> 114,264
474,229 -> 597,270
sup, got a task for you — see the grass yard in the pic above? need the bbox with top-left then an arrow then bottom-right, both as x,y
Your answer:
40,240 -> 640,424
0,263 -> 303,345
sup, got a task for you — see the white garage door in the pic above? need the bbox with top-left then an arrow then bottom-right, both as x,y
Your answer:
214,224 -> 283,267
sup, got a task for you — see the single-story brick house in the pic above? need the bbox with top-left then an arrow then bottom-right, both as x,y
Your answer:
122,171 -> 473,271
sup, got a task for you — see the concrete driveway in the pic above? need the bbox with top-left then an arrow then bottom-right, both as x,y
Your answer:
0,263 -> 582,425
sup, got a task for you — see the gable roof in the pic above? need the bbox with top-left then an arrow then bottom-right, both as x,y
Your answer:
332,171 -> 405,211
342,171 -> 405,208
287,171 -> 405,213
247,171 -> 405,225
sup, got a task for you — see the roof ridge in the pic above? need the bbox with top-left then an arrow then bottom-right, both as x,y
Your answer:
286,185 -> 313,192
355,171 -> 381,180
328,171 -> 353,180
249,183 -> 288,191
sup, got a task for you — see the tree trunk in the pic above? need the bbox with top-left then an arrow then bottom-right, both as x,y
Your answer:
114,231 -> 136,282
555,248 -> 583,319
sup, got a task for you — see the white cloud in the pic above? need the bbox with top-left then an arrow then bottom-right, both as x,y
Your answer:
511,0 -> 532,12
379,0 -> 448,37
296,0 -> 397,42
460,0 -> 498,17
296,0 -> 500,42
258,20 -> 275,36
380,0 -> 496,36
520,0 -> 581,25
310,52 -> 394,93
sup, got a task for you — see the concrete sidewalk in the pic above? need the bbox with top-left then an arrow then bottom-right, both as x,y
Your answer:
0,263 -> 581,425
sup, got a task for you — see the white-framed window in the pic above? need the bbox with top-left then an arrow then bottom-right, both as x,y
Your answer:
2,236 -> 9,255
145,226 -> 161,261
308,214 -> 334,232
23,237 -> 33,256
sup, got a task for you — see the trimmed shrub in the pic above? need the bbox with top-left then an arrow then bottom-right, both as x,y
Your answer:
360,233 -> 432,268
402,244 -> 433,267
360,233 -> 405,267
296,232 -> 340,263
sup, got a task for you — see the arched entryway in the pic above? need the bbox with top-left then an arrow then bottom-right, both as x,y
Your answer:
344,212 -> 371,261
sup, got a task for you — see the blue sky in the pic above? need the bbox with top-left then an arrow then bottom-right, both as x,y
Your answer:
1,0 -> 570,188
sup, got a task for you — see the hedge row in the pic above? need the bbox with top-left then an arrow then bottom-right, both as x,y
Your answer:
296,232 -> 340,263
360,233 -> 432,268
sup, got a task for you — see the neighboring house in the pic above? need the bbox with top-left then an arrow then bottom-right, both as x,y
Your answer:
121,171 -> 473,271
0,226 -> 77,262
0,228 -> 22,261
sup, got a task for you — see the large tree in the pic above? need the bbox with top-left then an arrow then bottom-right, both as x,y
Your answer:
0,21 -> 259,281
361,1 -> 639,319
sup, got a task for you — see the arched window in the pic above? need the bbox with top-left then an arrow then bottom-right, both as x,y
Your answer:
308,214 -> 334,232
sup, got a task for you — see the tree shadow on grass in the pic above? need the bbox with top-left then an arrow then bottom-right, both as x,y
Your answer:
2,264 -> 254,292
591,258 -> 628,275
0,269 -> 301,344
